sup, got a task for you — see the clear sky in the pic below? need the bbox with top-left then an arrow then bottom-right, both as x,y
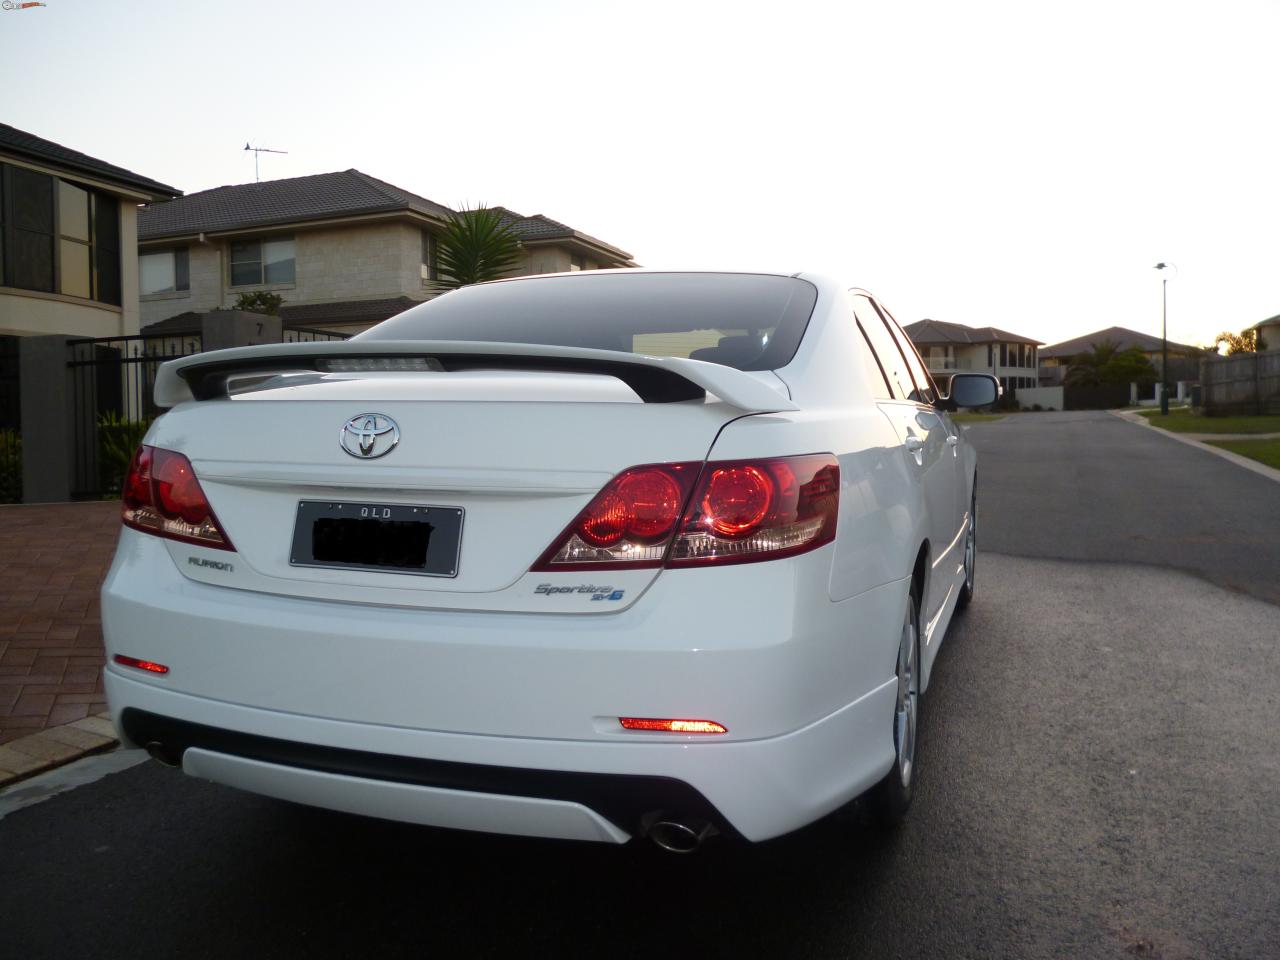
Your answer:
3,0 -> 1277,349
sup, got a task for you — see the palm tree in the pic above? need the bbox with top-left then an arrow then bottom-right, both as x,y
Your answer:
1064,340 -> 1121,386
434,207 -> 523,288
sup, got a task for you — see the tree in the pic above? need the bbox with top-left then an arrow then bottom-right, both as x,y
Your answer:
1101,347 -> 1159,385
1214,327 -> 1264,355
233,291 -> 284,315
1064,340 -> 1120,386
1065,340 -> 1156,386
434,207 -> 523,288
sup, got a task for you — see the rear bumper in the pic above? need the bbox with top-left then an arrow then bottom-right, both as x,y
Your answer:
106,670 -> 897,843
103,528 -> 908,842
102,529 -> 906,744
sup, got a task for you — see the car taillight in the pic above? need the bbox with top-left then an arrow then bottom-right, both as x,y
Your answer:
533,454 -> 838,570
667,454 -> 839,567
532,462 -> 701,569
122,445 -> 233,550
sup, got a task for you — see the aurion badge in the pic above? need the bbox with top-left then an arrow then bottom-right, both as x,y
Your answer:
340,414 -> 400,459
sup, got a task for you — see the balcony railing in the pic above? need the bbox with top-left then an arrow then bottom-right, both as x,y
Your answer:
925,357 -> 972,373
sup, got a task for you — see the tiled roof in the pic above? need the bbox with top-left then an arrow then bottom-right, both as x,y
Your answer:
141,297 -> 422,336
0,123 -> 180,199
1039,326 -> 1206,358
491,206 -> 633,261
905,318 -> 1043,346
138,170 -> 455,240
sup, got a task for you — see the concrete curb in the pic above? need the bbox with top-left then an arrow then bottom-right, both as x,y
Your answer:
1109,410 -> 1280,484
0,714 -> 118,787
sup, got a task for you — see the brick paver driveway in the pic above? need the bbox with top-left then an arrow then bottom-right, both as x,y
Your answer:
0,502 -> 120,744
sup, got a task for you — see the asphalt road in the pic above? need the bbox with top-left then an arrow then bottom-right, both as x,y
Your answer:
3,412 -> 1278,959
968,410 -> 1280,606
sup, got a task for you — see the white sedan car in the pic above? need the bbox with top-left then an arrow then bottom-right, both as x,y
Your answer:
102,271 -> 996,852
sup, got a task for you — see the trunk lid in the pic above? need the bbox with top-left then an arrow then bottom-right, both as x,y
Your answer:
149,363 -> 786,613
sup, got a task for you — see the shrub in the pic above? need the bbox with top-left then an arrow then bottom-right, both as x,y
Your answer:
0,429 -> 20,504
994,392 -> 1021,411
233,291 -> 284,315
98,412 -> 153,496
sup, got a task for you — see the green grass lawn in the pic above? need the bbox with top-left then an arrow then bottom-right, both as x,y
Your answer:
1206,438 -> 1280,470
1137,409 -> 1280,434
951,413 -> 1006,424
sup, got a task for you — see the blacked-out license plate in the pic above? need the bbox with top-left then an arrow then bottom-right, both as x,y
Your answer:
289,501 -> 463,578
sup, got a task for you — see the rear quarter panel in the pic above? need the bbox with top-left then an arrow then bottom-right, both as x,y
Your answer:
706,408 -> 918,604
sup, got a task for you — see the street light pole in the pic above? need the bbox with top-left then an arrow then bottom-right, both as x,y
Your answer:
1154,262 -> 1176,415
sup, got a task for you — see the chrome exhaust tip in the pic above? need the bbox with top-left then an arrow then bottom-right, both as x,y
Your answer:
645,816 -> 715,854
144,741 -> 180,767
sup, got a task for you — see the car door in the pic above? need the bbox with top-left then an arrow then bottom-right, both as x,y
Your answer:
851,295 -> 962,628
875,300 -> 968,539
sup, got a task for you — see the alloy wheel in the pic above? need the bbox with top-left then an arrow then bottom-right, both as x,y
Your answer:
894,599 -> 919,787
963,504 -> 976,593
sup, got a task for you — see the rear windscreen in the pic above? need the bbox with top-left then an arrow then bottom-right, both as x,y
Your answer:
357,272 -> 819,371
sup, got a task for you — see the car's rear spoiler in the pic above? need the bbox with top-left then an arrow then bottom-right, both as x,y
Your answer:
152,339 -> 799,413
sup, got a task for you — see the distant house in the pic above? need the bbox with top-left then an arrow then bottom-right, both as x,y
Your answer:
903,319 -> 1044,394
1249,314 -> 1279,351
1039,326 -> 1208,384
137,170 -> 636,337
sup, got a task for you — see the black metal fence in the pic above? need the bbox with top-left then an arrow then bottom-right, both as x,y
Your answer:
66,334 -> 203,500
1,335 -> 19,503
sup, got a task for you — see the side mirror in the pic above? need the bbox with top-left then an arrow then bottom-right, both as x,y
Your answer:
945,373 -> 1000,409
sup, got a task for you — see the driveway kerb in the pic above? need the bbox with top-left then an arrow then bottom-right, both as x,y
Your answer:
0,712 -> 118,787
1108,409 -> 1280,484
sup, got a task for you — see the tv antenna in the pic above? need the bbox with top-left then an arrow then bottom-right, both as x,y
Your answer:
244,142 -> 287,182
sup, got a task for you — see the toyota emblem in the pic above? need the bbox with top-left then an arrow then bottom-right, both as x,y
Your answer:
340,414 -> 400,459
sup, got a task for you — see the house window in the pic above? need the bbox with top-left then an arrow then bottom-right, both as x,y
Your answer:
926,346 -> 955,368
91,192 -> 121,305
987,344 -> 993,367
0,163 -> 120,304
1000,343 -> 1008,366
140,248 -> 190,295
421,230 -> 438,282
230,236 -> 294,286
3,164 -> 55,293
569,254 -> 585,272
57,180 -> 91,299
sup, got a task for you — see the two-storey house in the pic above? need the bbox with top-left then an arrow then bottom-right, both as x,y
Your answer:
1,123 -> 179,500
904,318 -> 1044,394
137,170 -> 635,337
1038,326 -> 1208,385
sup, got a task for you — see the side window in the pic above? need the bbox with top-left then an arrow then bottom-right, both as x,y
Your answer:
852,296 -> 910,400
874,300 -> 938,403
853,312 -> 893,399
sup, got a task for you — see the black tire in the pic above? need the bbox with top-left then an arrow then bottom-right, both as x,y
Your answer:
872,583 -> 921,825
956,487 -> 977,610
